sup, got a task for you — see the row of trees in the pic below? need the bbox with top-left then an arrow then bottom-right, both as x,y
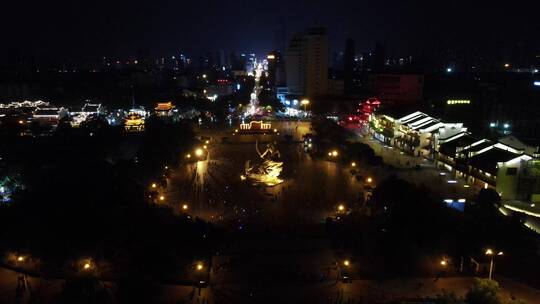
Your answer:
0,119 -> 218,283
437,278 -> 526,304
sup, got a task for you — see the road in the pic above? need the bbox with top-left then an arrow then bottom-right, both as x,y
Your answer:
2,264 -> 539,304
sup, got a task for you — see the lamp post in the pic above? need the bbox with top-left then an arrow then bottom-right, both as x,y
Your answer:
300,99 -> 310,116
485,249 -> 503,280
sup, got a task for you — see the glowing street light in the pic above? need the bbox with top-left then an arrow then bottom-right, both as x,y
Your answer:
343,260 -> 350,267
196,263 -> 204,271
17,256 -> 25,262
186,154 -> 191,159
351,162 -> 356,167
485,248 -> 504,280
195,148 -> 204,157
182,204 -> 188,211
366,177 -> 373,183
81,259 -> 93,271
440,258 -> 448,267
337,204 -> 345,212
300,99 -> 310,115
151,183 -> 157,189
159,195 -> 165,201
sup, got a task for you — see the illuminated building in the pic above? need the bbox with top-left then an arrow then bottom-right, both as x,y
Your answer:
267,51 -> 285,88
0,100 -> 49,110
286,27 -> 329,97
32,107 -> 66,127
69,103 -> 104,127
124,113 -> 145,132
235,121 -> 278,135
155,102 -> 175,117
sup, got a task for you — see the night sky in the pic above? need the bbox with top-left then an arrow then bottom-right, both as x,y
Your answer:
2,0 -> 540,62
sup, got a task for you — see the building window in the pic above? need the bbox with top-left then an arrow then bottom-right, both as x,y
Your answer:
506,167 -> 517,176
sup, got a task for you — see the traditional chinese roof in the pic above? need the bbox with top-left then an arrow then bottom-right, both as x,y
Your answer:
155,102 -> 173,111
469,148 -> 522,175
439,134 -> 478,157
33,108 -> 60,117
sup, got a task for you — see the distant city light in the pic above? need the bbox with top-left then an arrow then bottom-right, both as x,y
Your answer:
534,81 -> 540,86
504,63 -> 510,68
503,123 -> 510,129
446,67 -> 453,73
447,99 -> 470,105
489,122 -> 496,128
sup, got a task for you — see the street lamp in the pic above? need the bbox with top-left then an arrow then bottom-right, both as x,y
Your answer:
151,183 -> 157,189
300,99 -> 310,116
351,162 -> 356,167
366,177 -> 373,183
196,263 -> 204,271
182,204 -> 188,211
440,258 -> 448,267
195,148 -> 204,157
485,248 -> 503,280
338,204 -> 345,212
82,259 -> 93,271
159,195 -> 165,201
343,260 -> 350,267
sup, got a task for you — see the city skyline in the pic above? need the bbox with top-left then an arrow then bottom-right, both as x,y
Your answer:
2,0 -> 540,63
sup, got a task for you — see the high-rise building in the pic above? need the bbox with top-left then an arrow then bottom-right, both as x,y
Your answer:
267,51 -> 286,88
285,27 -> 329,98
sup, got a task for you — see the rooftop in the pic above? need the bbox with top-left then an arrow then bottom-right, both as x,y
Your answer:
155,102 -> 174,111
33,108 -> 60,116
469,148 -> 522,175
439,134 -> 478,156
461,140 -> 494,154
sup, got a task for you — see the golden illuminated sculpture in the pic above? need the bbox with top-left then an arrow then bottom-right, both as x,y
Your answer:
244,141 -> 283,186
